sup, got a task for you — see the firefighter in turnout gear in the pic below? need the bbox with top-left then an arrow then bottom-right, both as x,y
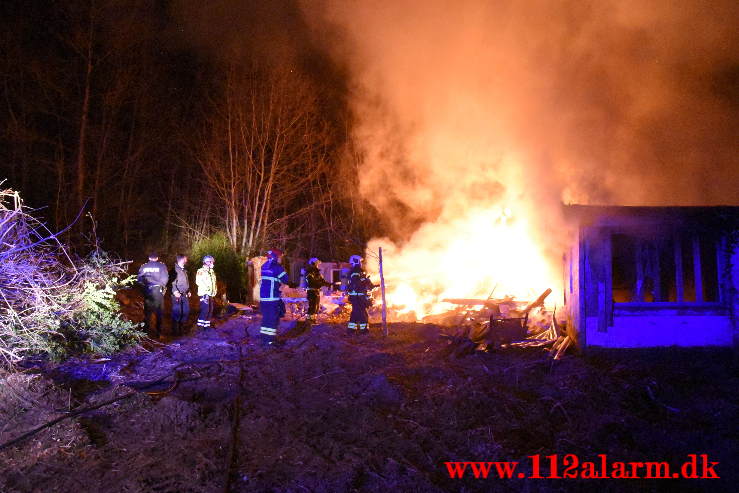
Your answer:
137,253 -> 169,338
347,255 -> 374,335
170,254 -> 190,336
305,258 -> 332,323
260,249 -> 288,346
195,255 -> 217,329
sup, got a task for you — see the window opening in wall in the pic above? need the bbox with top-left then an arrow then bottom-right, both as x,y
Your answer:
611,232 -> 720,304
658,241 -> 677,302
612,234 -> 636,302
700,237 -> 719,302
569,249 -> 574,294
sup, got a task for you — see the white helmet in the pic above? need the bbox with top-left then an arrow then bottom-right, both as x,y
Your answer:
308,257 -> 320,266
349,255 -> 362,266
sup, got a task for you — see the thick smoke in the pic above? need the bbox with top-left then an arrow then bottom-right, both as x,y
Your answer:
303,0 -> 738,213
299,0 -> 738,311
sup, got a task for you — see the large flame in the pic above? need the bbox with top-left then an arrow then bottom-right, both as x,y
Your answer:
366,201 -> 562,320
298,0 -> 737,320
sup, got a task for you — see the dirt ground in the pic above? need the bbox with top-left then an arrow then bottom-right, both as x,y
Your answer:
1,311 -> 738,492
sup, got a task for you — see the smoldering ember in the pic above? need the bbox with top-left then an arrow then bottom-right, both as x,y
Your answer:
1,1 -> 738,492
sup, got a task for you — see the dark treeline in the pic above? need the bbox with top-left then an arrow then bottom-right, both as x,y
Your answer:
0,0 -> 380,262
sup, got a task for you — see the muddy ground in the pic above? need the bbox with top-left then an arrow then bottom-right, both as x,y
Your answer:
1,312 -> 738,492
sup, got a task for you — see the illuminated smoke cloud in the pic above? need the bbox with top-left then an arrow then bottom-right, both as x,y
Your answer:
302,0 -> 738,317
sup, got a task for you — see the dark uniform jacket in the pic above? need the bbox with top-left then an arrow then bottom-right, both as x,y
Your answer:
347,266 -> 373,297
137,261 -> 169,290
306,265 -> 331,290
260,260 -> 288,301
170,264 -> 190,296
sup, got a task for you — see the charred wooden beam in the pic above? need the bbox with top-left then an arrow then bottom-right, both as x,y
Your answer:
442,298 -> 512,307
523,288 -> 552,314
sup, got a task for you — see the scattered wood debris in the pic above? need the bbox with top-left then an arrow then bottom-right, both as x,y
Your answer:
441,288 -> 573,359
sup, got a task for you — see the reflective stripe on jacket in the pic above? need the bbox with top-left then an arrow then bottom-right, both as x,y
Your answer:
260,260 -> 287,301
196,266 -> 217,296
347,265 -> 372,296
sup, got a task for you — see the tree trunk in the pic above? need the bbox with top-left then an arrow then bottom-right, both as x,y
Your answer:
75,44 -> 93,226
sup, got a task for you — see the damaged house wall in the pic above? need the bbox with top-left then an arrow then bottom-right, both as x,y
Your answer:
564,206 -> 739,348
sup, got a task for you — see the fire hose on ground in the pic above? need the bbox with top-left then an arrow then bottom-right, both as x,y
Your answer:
0,361 -> 218,452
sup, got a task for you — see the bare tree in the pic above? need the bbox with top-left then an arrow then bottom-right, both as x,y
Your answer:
191,63 -> 334,256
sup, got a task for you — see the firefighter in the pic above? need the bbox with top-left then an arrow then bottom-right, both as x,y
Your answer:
195,255 -> 217,329
347,254 -> 374,335
137,252 -> 169,339
305,257 -> 332,323
259,248 -> 288,346
170,253 -> 190,336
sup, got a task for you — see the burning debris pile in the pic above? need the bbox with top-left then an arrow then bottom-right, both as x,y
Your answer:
433,288 -> 573,360
266,279 -> 572,360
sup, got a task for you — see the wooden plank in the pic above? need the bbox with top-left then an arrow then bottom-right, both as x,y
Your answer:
597,281 -> 607,332
592,229 -> 609,333
635,243 -> 645,302
716,235 -> 727,304
652,242 -> 661,302
553,336 -> 571,360
442,298 -> 488,305
584,233 -> 597,318
604,233 -> 613,327
442,298 -> 514,307
523,288 -> 552,314
693,237 -> 703,302
379,247 -> 388,337
674,234 -> 684,302
578,227 -> 587,349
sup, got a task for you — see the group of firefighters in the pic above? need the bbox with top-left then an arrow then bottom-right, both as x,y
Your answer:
137,249 -> 375,347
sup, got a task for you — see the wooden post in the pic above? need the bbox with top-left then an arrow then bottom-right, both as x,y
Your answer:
674,235 -> 684,302
716,236 -> 727,303
379,247 -> 388,337
693,237 -> 703,302
635,243 -> 645,302
651,243 -> 661,302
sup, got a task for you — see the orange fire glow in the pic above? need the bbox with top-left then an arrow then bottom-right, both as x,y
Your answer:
303,0 -> 737,321
365,203 -> 562,320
